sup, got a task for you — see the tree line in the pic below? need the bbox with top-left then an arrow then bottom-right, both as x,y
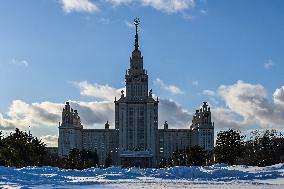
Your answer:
1,128 -> 284,169
53,148 -> 113,169
0,128 -> 46,167
215,129 -> 284,166
161,129 -> 284,167
0,128 -> 113,169
159,145 -> 212,168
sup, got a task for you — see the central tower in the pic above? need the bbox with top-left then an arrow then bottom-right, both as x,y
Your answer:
114,18 -> 159,167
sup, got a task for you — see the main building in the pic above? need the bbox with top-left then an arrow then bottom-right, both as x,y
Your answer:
58,19 -> 214,167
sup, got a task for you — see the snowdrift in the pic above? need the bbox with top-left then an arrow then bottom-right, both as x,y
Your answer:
0,164 -> 284,188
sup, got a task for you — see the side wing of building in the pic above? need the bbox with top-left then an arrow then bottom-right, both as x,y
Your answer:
159,128 -> 192,160
82,128 -> 119,165
158,102 -> 214,163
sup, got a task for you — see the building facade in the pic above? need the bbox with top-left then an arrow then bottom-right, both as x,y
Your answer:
58,19 -> 214,167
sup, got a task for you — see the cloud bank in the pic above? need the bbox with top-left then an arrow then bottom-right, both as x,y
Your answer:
0,81 -> 191,134
159,98 -> 191,128
73,81 -> 123,101
0,100 -> 62,130
40,135 -> 58,147
61,0 -> 99,13
142,0 -> 195,13
273,86 -> 284,106
60,0 -> 196,14
204,81 -> 284,130
11,58 -> 29,67
2,79 -> 284,146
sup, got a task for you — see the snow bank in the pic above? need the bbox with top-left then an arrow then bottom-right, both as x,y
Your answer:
0,164 -> 284,188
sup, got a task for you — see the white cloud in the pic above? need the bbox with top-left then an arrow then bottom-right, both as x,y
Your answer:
202,89 -> 215,96
0,99 -> 114,131
202,89 -> 218,105
142,0 -> 195,13
217,80 -> 284,129
9,80 -> 284,145
61,0 -> 99,13
69,100 -> 114,126
124,20 -> 135,28
200,81 -> 284,130
59,0 -> 197,14
264,60 -> 274,69
73,81 -> 123,101
2,100 -> 62,130
192,80 -> 199,86
0,81 -> 192,136
0,113 -> 17,130
159,98 -> 191,128
11,58 -> 29,67
40,135 -> 58,147
211,107 -> 245,129
106,0 -> 195,13
107,0 -> 133,6
273,86 -> 284,106
154,78 -> 184,95
0,97 -> 192,145
2,79 -> 284,147
200,9 -> 207,15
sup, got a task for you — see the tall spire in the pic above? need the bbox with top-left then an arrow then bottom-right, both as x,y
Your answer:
134,18 -> 140,51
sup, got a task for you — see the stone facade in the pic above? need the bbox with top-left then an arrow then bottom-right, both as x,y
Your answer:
159,102 -> 214,161
58,19 -> 214,167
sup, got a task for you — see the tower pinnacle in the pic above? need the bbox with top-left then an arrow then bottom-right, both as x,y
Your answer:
134,18 -> 140,51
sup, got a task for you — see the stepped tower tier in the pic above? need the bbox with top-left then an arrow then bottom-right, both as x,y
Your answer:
125,18 -> 149,100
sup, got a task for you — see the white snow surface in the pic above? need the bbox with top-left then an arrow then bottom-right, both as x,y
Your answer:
0,164 -> 284,188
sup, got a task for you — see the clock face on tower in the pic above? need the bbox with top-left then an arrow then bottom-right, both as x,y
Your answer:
134,75 -> 139,81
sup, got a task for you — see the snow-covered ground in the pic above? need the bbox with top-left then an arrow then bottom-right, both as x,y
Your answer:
1,164 -> 284,188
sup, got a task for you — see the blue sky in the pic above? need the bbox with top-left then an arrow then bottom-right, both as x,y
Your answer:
0,0 -> 284,146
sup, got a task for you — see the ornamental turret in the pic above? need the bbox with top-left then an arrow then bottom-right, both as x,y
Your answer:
61,102 -> 82,128
58,102 -> 83,157
191,102 -> 213,129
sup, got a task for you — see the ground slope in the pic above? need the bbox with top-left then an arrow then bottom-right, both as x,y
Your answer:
0,164 -> 284,188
